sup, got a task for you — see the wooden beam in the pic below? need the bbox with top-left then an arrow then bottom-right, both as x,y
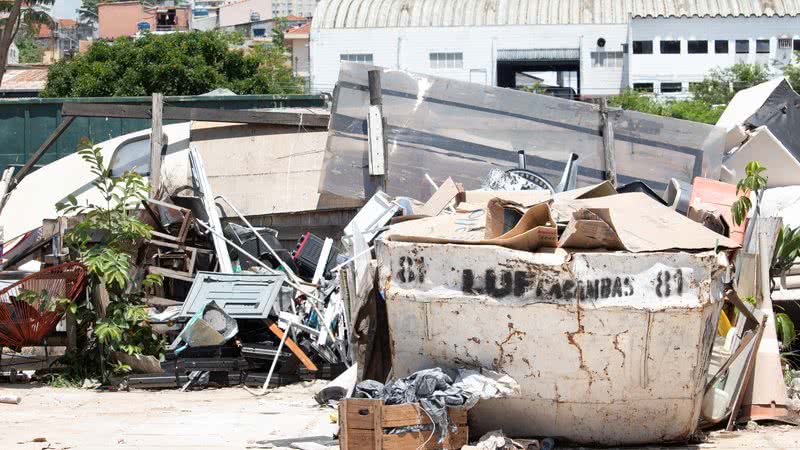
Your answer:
61,102 -> 329,127
150,93 -> 164,197
11,116 -> 75,190
268,321 -> 318,372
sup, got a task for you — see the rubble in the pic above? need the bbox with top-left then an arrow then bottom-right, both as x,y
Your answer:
0,69 -> 799,450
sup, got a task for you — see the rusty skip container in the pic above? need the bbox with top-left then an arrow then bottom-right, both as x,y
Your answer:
376,240 -> 726,445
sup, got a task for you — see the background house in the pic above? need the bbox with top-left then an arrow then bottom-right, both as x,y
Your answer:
98,1 -> 190,39
309,0 -> 800,97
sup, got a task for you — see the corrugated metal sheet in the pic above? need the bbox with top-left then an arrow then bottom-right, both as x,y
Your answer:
312,0 -> 800,29
0,65 -> 48,92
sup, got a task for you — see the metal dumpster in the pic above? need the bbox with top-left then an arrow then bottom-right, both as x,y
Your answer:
376,240 -> 726,445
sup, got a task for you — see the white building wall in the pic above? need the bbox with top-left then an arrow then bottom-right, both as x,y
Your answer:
311,24 -> 628,96
630,16 -> 800,95
219,0 -> 273,27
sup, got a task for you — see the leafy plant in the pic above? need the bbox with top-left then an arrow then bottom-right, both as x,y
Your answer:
55,141 -> 165,382
773,225 -> 800,278
731,161 -> 767,226
777,312 -> 797,349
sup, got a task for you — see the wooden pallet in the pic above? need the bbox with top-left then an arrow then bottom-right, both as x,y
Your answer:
339,399 -> 468,450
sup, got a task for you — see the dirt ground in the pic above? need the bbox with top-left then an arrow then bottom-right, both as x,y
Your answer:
1,383 -> 799,450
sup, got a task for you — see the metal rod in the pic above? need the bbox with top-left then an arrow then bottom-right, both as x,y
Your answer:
195,220 -> 336,343
243,322 -> 290,397
214,194 -> 303,284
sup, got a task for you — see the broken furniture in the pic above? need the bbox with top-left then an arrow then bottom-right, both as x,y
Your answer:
339,399 -> 468,450
0,262 -> 86,370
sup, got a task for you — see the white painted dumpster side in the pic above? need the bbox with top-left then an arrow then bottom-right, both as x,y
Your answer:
376,241 -> 725,445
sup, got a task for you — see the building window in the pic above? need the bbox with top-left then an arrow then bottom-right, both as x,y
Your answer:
430,52 -> 463,69
633,83 -> 654,93
779,38 -> 792,49
736,40 -> 750,54
688,40 -> 708,54
632,40 -> 653,54
660,40 -> 681,54
591,51 -> 624,68
340,53 -> 373,64
756,39 -> 770,53
661,82 -> 682,93
715,40 -> 729,53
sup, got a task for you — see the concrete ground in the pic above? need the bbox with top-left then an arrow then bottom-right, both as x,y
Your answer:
1,383 -> 799,450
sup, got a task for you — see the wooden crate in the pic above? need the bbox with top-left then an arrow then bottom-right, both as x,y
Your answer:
339,398 -> 468,450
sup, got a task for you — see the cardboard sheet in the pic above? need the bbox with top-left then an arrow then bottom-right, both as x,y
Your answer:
552,193 -> 740,252
417,177 -> 463,217
558,208 -> 625,250
387,202 -> 557,252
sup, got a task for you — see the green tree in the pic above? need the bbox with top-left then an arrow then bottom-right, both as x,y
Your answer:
271,16 -> 288,49
42,31 -> 304,97
78,0 -> 99,28
56,142 -> 165,380
690,64 -> 771,105
14,27 -> 42,63
784,54 -> 800,91
0,0 -> 53,84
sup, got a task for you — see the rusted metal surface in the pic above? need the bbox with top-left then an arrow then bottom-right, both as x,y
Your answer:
376,240 -> 726,445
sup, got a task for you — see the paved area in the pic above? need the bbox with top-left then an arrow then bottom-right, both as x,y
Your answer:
1,383 -> 799,449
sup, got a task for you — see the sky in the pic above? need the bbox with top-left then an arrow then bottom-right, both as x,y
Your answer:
52,0 -> 80,20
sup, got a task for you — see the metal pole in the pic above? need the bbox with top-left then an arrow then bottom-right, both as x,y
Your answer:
600,98 -> 618,187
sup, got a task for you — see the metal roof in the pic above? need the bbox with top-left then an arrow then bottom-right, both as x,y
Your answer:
312,0 -> 800,29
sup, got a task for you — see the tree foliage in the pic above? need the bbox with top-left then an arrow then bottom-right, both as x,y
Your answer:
608,89 -> 725,124
42,31 -> 305,97
689,64 -> 771,105
14,27 -> 42,63
608,64 -> 773,124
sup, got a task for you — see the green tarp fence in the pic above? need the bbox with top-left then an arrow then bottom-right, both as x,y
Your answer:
0,94 -> 326,174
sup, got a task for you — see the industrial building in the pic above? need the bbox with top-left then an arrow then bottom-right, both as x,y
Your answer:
309,0 -> 800,97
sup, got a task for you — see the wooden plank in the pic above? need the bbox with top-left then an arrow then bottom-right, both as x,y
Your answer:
61,102 -> 152,118
150,93 -> 164,197
61,102 -> 329,127
144,295 -> 183,307
382,426 -> 468,450
382,404 -> 467,428
11,116 -> 76,190
341,399 -> 381,430
341,429 -> 378,450
148,266 -> 194,282
268,321 -> 318,372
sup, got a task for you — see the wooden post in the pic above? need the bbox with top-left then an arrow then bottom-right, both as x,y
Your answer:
600,98 -> 618,187
367,70 -> 387,192
150,93 -> 164,198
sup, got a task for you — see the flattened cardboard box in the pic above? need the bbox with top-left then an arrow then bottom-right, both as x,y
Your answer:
387,202 -> 557,252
